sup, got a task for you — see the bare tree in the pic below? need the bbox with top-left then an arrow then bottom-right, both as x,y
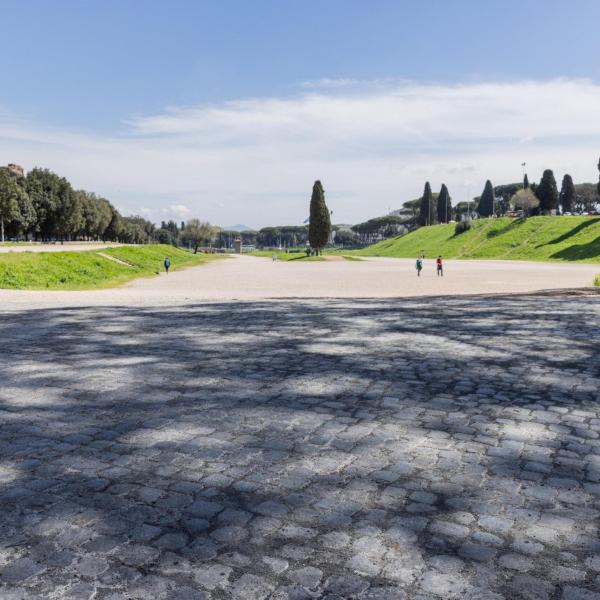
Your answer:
181,219 -> 219,253
511,189 -> 539,217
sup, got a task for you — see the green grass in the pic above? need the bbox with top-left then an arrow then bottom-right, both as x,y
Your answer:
0,244 -> 221,290
595,275 -> 600,287
356,216 -> 600,263
248,250 -> 324,261
0,241 -> 112,246
340,255 -> 363,261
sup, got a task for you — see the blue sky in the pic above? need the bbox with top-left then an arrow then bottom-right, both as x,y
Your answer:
1,0 -> 600,226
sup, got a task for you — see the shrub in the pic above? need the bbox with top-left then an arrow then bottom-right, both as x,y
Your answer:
594,275 -> 600,287
454,220 -> 472,235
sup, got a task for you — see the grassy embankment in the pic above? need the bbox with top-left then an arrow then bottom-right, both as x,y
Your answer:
0,244 -> 221,290
356,216 -> 600,263
248,250 -> 325,261
248,250 -> 362,262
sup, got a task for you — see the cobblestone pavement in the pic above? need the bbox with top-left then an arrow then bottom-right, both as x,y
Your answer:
1,294 -> 600,599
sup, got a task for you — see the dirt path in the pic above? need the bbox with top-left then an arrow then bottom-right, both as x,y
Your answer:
0,255 -> 597,309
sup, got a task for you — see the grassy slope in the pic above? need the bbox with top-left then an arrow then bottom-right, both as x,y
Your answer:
358,216 -> 600,263
248,250 -> 324,261
0,244 -> 220,290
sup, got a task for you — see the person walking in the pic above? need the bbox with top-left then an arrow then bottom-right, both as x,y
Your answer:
272,252 -> 277,262
164,257 -> 171,274
436,255 -> 443,277
416,256 -> 423,277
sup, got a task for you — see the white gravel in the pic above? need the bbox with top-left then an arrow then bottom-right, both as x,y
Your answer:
0,255 -> 597,310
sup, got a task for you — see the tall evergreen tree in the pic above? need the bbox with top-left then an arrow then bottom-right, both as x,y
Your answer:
597,156 -> 600,196
436,184 -> 451,224
478,180 -> 495,217
536,169 -> 559,214
559,174 -> 575,213
308,180 -> 331,254
523,173 -> 529,189
418,182 -> 434,226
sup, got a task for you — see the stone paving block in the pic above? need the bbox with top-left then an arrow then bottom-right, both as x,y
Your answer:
193,562 -> 232,590
230,573 -> 274,599
562,586 -> 600,600
2,297 -> 600,598
510,574 -> 556,600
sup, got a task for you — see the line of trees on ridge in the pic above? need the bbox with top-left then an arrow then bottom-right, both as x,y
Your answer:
0,165 -> 157,244
410,159 -> 600,231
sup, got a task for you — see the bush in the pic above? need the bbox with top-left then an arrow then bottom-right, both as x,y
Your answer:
594,275 -> 599,287
454,220 -> 472,235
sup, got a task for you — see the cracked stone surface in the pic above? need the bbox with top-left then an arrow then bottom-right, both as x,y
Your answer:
1,295 -> 600,599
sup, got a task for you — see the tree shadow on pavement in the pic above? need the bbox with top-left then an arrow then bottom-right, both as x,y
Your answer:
0,295 -> 600,599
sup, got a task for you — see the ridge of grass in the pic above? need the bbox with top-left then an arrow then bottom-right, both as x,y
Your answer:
341,255 -> 363,261
355,216 -> 600,263
248,250 -> 325,261
0,244 -> 222,290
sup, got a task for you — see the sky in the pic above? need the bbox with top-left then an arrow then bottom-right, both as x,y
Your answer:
1,0 -> 600,228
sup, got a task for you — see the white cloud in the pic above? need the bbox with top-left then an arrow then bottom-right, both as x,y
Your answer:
298,78 -> 396,89
167,204 -> 191,216
1,79 -> 600,227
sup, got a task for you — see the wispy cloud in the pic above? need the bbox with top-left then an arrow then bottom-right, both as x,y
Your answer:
298,78 -> 396,89
1,79 -> 600,227
167,204 -> 190,217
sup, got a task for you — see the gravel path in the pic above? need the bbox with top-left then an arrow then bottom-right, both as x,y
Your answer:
1,295 -> 600,599
0,255 -> 597,308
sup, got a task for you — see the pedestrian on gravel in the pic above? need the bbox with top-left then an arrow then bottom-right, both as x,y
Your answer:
416,257 -> 423,277
436,256 -> 443,277
164,257 -> 171,274
272,252 -> 277,262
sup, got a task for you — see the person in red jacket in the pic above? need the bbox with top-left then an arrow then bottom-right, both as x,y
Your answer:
436,256 -> 443,277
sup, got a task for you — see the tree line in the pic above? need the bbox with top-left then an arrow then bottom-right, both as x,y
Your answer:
411,159 -> 600,230
4,160 -> 597,249
0,165 -> 156,243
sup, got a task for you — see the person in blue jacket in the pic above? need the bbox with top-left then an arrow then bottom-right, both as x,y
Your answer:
416,257 -> 423,277
164,257 -> 171,274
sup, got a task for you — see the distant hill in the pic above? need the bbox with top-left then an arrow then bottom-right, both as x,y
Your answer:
221,224 -> 255,232
357,216 -> 600,262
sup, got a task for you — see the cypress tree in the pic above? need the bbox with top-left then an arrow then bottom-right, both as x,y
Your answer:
418,182 -> 434,226
437,184 -> 451,224
536,169 -> 559,214
559,174 -> 575,213
478,180 -> 495,217
308,180 -> 331,254
523,173 -> 529,189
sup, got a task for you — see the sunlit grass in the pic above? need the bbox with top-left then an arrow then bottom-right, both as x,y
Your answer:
357,216 -> 600,263
0,244 -> 222,290
247,250 -> 324,261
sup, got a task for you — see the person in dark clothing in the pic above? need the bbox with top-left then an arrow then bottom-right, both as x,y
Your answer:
436,256 -> 443,277
416,257 -> 423,277
164,257 -> 171,274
